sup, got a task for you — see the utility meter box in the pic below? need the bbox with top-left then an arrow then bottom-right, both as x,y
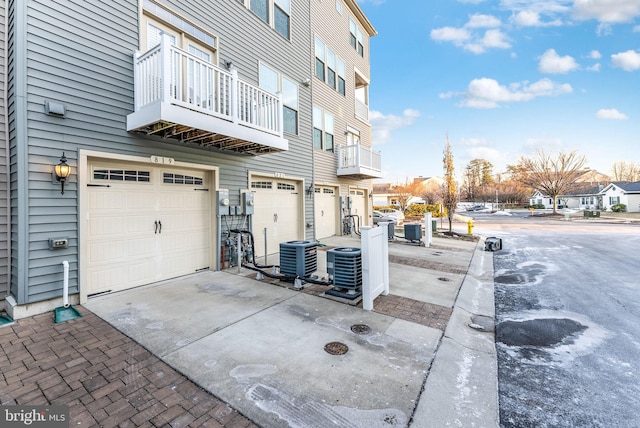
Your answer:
242,191 -> 255,215
217,189 -> 230,216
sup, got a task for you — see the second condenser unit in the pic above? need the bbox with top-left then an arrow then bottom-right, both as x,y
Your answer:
326,247 -> 362,299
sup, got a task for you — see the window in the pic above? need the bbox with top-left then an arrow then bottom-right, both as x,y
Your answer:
143,1 -> 216,53
315,36 -> 346,95
324,113 -> 334,152
274,0 -> 290,39
337,58 -> 346,96
349,19 -> 364,56
336,0 -> 343,14
240,0 -> 291,39
94,169 -> 151,182
346,127 -> 360,146
250,0 -> 269,23
313,106 -> 334,152
259,63 -> 299,135
610,196 -> 620,205
327,48 -> 336,90
163,173 -> 204,185
313,106 -> 323,149
315,37 -> 326,81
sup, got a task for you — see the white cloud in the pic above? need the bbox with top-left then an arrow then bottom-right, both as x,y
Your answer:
442,77 -> 573,109
589,50 -> 602,59
587,63 -> 601,71
430,27 -> 471,44
512,10 -> 563,26
466,14 -> 502,28
573,0 -> 640,23
596,108 -> 629,120
431,15 -> 510,54
538,49 -> 580,73
611,49 -> 640,71
370,109 -> 421,145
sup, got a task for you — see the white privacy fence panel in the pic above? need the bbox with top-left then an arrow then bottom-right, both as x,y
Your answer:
361,225 -> 390,311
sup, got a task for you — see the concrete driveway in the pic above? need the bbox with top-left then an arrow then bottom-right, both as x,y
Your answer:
85,233 -> 497,427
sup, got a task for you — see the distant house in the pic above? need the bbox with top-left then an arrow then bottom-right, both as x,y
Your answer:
599,182 -> 640,212
372,176 -> 443,207
528,169 -> 610,210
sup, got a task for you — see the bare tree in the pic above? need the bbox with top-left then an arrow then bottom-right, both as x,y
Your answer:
513,150 -> 587,213
420,180 -> 442,204
611,161 -> 640,182
442,135 -> 457,231
392,179 -> 424,211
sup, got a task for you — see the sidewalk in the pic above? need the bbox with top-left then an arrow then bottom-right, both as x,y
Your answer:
0,233 -> 498,427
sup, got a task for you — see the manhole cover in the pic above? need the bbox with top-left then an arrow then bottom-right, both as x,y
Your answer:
351,324 -> 371,335
324,342 -> 349,355
438,277 -> 451,282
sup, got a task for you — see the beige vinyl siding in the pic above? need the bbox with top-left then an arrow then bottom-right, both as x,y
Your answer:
310,0 -> 374,226
9,0 -> 313,304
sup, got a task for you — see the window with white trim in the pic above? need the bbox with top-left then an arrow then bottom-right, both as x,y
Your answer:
142,1 -> 216,56
313,106 -> 334,152
349,19 -> 364,57
346,126 -> 360,146
336,0 -> 343,14
239,0 -> 290,39
259,63 -> 299,135
315,36 -> 346,96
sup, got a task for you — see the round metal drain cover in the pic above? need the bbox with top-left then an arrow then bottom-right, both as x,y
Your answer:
438,277 -> 451,282
324,341 -> 349,355
351,324 -> 371,335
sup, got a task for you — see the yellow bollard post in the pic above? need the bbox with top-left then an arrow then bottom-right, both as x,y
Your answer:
467,219 -> 473,235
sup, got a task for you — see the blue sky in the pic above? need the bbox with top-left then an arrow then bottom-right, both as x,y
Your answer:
358,0 -> 640,183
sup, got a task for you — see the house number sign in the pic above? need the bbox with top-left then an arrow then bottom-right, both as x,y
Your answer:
150,155 -> 175,165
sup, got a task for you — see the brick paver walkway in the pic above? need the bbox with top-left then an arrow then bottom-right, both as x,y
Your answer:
0,308 -> 257,427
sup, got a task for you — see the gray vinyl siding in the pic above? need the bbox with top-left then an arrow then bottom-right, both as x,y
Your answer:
0,0 -> 9,298
8,0 -> 313,304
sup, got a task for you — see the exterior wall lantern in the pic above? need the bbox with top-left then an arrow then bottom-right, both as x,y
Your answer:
53,153 -> 71,194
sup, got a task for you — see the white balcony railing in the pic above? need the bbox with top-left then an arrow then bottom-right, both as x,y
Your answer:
337,144 -> 382,178
132,34 -> 283,138
355,99 -> 369,122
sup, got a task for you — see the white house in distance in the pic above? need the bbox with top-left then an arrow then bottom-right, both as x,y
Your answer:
600,182 -> 640,212
372,176 -> 443,207
529,181 -> 640,213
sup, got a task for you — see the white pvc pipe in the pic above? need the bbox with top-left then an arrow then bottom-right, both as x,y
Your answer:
62,260 -> 69,308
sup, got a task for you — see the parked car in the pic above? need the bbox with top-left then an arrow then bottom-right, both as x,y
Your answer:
466,204 -> 486,212
373,210 -> 396,225
376,207 -> 405,224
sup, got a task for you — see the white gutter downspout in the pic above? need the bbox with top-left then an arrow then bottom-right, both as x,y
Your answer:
62,260 -> 69,307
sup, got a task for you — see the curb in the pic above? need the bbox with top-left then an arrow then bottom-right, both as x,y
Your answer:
411,237 -> 499,427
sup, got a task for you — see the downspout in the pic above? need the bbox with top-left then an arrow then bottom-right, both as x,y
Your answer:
14,0 -> 28,304
2,0 -> 9,299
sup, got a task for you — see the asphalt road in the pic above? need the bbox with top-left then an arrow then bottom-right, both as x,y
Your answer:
470,213 -> 640,428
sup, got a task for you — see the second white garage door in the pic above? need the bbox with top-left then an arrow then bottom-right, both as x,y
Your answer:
314,186 -> 337,239
85,160 -> 212,296
251,177 -> 302,258
350,189 -> 368,228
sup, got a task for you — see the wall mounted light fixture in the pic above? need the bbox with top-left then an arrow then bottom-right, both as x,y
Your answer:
306,183 -> 315,197
302,78 -> 311,87
53,153 -> 71,194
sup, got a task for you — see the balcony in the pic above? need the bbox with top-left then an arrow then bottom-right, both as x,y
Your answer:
127,35 -> 288,155
337,144 -> 382,179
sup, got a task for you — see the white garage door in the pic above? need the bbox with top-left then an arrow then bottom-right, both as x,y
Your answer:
314,186 -> 337,239
251,178 -> 301,257
86,161 -> 212,296
350,189 -> 367,228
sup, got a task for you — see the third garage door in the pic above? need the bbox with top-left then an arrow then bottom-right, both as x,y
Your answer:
314,186 -> 337,239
